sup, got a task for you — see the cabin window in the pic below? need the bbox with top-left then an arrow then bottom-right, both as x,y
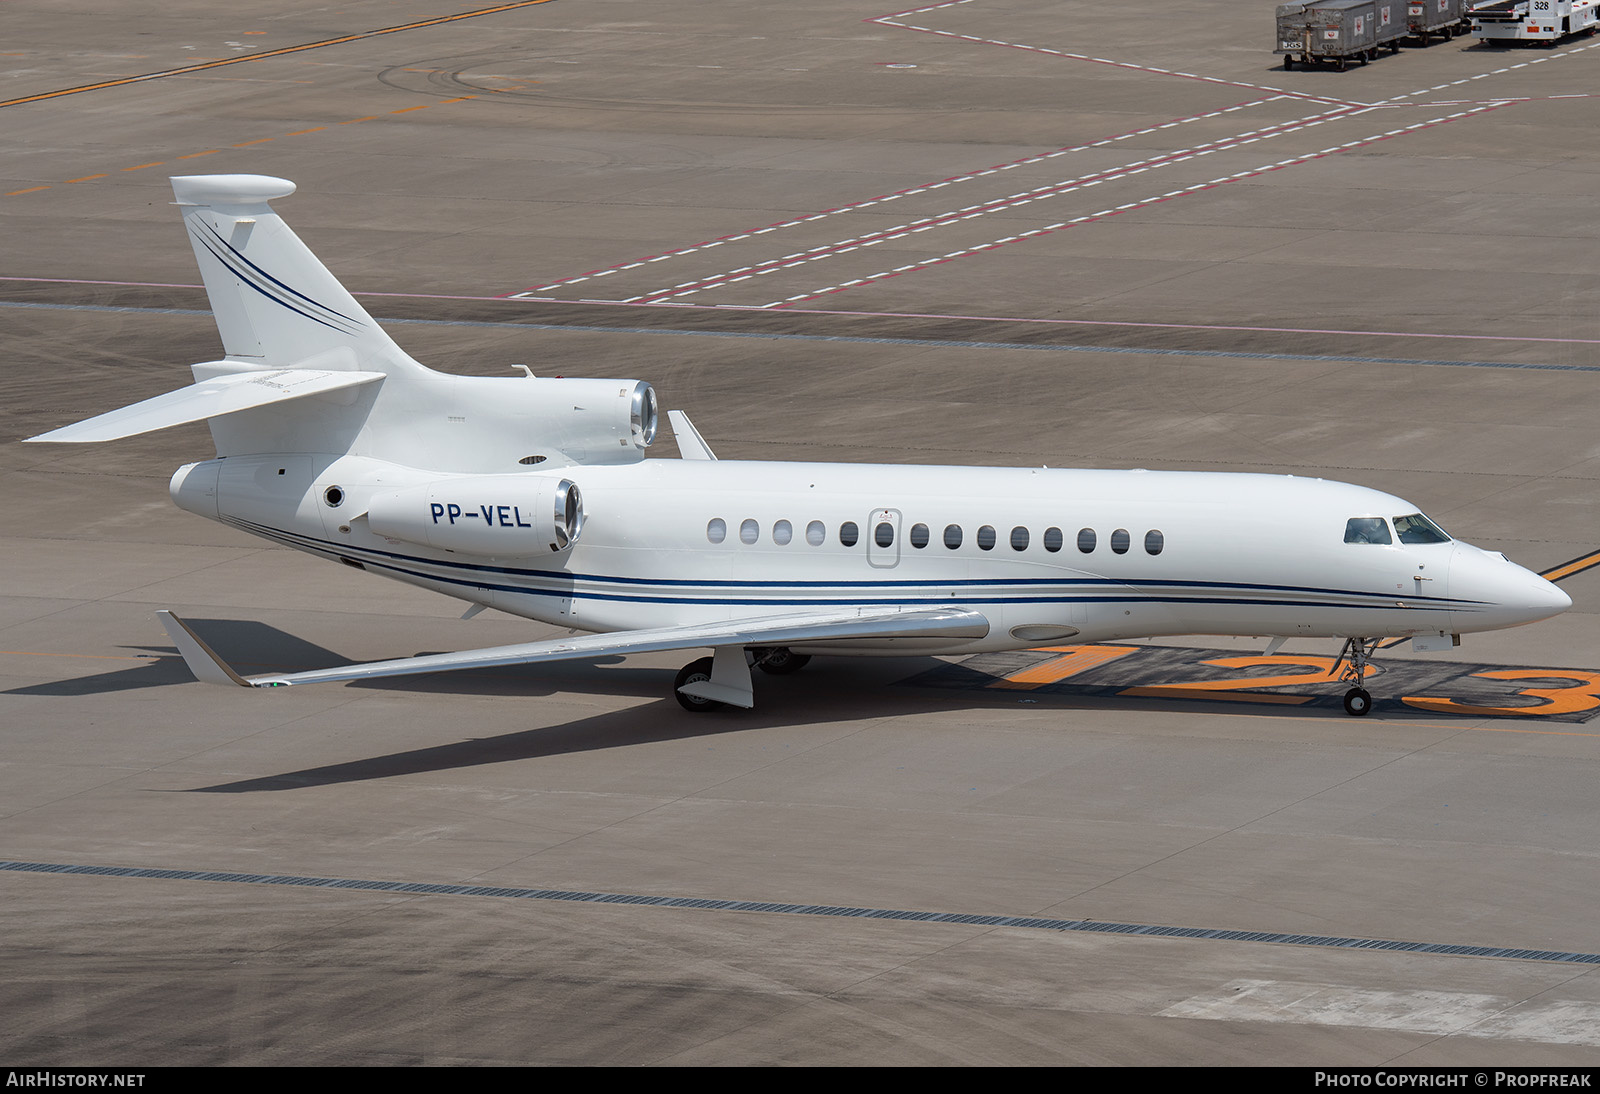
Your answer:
910,523 -> 930,549
1077,528 -> 1096,553
840,521 -> 860,547
977,525 -> 997,551
1393,513 -> 1450,544
806,520 -> 825,546
1043,527 -> 1063,553
1010,526 -> 1029,551
773,519 -> 793,546
1110,529 -> 1130,554
875,522 -> 894,548
943,524 -> 963,549
1344,517 -> 1391,545
707,518 -> 727,544
740,519 -> 759,545
1145,529 -> 1164,555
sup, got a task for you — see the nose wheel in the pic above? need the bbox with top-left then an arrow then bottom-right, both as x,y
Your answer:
1334,637 -> 1380,717
1343,687 -> 1372,717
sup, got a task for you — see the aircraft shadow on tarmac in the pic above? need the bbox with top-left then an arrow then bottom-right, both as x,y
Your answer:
12,619 -> 1595,792
185,689 -> 914,794
5,619 -> 358,697
188,644 -> 1600,794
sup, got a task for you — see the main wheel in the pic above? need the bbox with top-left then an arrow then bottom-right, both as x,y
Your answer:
1343,688 -> 1373,717
755,647 -> 811,676
674,657 -> 726,713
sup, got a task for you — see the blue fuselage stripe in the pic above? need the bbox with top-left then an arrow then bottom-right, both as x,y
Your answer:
226,517 -> 1478,613
198,221 -> 365,330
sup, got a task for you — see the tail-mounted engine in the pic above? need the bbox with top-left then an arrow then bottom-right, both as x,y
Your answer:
368,475 -> 584,556
483,378 -> 657,469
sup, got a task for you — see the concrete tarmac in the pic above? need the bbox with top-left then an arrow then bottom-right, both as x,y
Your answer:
3,0 -> 1598,1065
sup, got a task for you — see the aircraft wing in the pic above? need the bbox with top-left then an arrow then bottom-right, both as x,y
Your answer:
24,368 -> 384,443
157,607 -> 990,689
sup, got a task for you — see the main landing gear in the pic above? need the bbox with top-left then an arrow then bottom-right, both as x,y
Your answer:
673,657 -> 723,712
751,646 -> 811,676
1333,636 -> 1381,716
673,646 -> 811,712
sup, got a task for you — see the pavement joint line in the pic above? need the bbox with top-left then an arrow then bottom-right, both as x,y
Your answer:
6,299 -> 1596,372
12,280 -> 1600,348
6,859 -> 1597,965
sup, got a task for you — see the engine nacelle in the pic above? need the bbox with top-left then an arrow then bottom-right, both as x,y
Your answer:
489,378 -> 658,467
367,475 -> 584,556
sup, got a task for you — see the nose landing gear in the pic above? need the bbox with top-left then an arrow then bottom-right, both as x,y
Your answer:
1334,637 -> 1380,716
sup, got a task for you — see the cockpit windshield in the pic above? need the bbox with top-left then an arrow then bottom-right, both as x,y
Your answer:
1343,517 -> 1391,545
1393,513 -> 1450,544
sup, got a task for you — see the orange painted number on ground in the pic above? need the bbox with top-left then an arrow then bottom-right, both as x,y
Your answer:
1121,655 -> 1343,704
987,645 -> 1140,689
1403,670 -> 1600,717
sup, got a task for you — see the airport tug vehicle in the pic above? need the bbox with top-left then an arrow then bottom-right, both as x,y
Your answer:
1469,0 -> 1599,42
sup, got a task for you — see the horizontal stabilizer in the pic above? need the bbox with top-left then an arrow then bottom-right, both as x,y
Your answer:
158,606 -> 990,689
25,368 -> 383,443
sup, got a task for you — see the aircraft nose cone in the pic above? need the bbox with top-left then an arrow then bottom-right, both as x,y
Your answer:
1532,575 -> 1573,616
1504,558 -> 1571,619
1451,544 -> 1572,629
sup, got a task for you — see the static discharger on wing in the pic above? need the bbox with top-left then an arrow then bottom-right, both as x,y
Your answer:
25,175 -> 1571,715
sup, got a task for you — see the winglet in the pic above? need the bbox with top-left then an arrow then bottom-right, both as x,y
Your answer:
157,610 -> 255,687
668,410 -> 717,461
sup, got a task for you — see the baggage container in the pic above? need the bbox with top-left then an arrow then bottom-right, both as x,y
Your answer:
1276,0 -> 1407,68
1407,0 -> 1470,41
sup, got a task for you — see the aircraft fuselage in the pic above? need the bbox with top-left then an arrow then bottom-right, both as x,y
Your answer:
172,454 -> 1567,655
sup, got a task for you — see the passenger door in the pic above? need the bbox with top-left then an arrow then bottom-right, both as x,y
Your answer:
866,507 -> 902,569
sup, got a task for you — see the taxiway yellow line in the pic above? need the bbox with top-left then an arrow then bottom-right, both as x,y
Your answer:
1543,550 -> 1600,583
5,87 -> 521,201
0,1 -> 559,110
1,650 -> 154,662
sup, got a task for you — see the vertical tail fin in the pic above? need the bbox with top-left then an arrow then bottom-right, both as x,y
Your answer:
171,175 -> 428,377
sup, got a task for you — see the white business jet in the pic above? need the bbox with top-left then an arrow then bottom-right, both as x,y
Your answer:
25,175 -> 1571,716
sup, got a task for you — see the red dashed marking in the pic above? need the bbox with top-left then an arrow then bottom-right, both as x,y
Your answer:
506,0 -> 1563,306
768,105 -> 1502,307
636,103 -> 1375,304
505,94 -> 1304,297
871,0 -> 1369,109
